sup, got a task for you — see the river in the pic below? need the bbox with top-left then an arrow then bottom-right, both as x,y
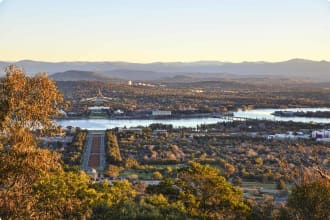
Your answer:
56,108 -> 330,130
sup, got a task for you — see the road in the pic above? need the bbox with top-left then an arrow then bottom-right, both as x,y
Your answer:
82,130 -> 106,171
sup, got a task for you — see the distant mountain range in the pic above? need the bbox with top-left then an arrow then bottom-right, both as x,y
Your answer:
0,59 -> 329,81
50,70 -> 122,82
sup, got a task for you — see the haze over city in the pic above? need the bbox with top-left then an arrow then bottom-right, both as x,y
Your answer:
0,0 -> 330,62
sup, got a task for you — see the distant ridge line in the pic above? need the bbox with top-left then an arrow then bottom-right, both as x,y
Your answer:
1,59 -> 329,82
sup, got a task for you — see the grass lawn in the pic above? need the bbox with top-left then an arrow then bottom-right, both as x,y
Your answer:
120,170 -> 153,180
242,181 -> 277,190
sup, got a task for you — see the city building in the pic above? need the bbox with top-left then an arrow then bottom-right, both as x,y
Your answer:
152,110 -> 172,117
80,89 -> 112,106
312,129 -> 330,139
80,90 -> 112,117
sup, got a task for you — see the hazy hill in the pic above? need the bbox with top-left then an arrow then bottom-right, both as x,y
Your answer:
50,70 -> 121,82
103,69 -> 169,80
1,59 -> 329,81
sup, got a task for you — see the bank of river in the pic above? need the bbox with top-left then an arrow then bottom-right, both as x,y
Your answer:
56,108 -> 330,130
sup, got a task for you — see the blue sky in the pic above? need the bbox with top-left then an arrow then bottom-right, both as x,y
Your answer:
0,0 -> 329,62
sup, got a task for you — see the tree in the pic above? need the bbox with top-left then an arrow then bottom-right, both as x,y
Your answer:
124,157 -> 140,169
254,157 -> 263,166
146,178 -> 180,202
175,162 -> 250,219
91,192 -> 187,220
0,65 -> 65,138
63,130 -> 88,166
166,166 -> 173,175
90,180 -> 137,219
232,176 -> 243,186
32,171 -> 96,219
152,171 -> 163,180
0,66 -> 66,218
143,194 -> 187,219
148,162 -> 251,220
276,179 -> 287,190
0,135 -> 62,219
287,179 -> 330,220
105,131 -> 122,165
224,162 -> 236,177
105,165 -> 121,178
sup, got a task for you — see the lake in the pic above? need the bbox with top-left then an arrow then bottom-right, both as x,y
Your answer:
234,107 -> 330,124
56,107 -> 330,130
56,118 -> 227,130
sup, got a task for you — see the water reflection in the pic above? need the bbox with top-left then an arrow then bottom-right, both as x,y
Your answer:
57,108 -> 330,130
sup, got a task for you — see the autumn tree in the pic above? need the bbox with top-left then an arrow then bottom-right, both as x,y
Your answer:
0,65 -> 65,139
0,134 -> 62,219
0,66 -> 66,219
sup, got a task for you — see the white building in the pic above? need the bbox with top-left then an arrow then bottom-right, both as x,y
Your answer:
152,110 -> 172,116
114,109 -> 124,114
267,132 -> 310,140
312,129 -> 330,139
80,89 -> 112,105
88,106 -> 110,111
88,106 -> 110,114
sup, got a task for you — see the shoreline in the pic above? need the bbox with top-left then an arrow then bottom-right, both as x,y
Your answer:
55,113 -> 231,121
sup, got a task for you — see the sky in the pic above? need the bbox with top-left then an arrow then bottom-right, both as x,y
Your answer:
0,0 -> 329,62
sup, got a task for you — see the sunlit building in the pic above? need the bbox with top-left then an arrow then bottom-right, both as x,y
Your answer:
80,89 -> 113,106
80,89 -> 112,117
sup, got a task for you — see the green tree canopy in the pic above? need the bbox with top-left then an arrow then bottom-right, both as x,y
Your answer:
32,171 -> 96,219
175,162 -> 250,219
149,162 -> 251,220
105,131 -> 122,165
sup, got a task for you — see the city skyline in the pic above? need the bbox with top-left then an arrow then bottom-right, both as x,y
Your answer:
0,0 -> 329,62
